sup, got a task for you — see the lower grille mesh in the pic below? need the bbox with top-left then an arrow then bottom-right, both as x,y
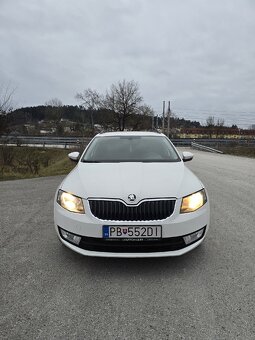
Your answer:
78,236 -> 186,252
89,199 -> 175,221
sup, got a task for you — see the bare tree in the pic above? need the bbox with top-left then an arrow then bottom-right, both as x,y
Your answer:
216,118 -> 225,127
75,89 -> 103,130
45,97 -> 63,135
104,80 -> 143,131
206,116 -> 215,127
0,84 -> 15,115
0,84 -> 16,134
45,98 -> 63,107
215,118 -> 225,137
128,104 -> 155,130
138,104 -> 154,117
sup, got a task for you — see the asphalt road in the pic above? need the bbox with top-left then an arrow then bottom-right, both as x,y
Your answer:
0,148 -> 254,340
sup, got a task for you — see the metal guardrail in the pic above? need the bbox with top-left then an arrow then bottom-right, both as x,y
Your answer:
0,136 -> 91,148
0,135 -> 254,148
191,142 -> 223,154
172,138 -> 255,146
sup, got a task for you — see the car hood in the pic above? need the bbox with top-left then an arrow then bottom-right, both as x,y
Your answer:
60,162 -> 203,203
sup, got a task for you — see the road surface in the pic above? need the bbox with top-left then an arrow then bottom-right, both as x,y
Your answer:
0,148 -> 254,339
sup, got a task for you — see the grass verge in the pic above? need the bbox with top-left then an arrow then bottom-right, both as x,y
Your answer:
218,145 -> 255,158
0,146 -> 77,181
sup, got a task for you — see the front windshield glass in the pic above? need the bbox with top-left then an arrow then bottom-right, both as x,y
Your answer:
82,136 -> 181,163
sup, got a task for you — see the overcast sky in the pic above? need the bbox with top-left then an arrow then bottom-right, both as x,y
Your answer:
1,0 -> 255,127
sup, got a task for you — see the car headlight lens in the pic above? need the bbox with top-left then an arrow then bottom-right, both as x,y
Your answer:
57,190 -> 85,214
180,189 -> 207,213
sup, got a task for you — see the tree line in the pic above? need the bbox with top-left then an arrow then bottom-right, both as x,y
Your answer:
0,79 -> 202,136
2,79 -> 248,137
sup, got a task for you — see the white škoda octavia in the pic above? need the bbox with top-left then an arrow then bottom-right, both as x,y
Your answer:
54,132 -> 210,258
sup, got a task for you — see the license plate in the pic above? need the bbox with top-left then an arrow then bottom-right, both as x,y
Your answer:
102,225 -> 162,239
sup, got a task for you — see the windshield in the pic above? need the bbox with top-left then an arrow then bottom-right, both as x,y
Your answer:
82,136 -> 181,163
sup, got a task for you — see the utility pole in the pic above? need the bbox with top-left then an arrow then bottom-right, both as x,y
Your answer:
167,101 -> 170,138
162,101 -> 165,133
151,113 -> 154,130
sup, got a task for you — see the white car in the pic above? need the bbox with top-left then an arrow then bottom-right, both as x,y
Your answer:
54,131 -> 210,258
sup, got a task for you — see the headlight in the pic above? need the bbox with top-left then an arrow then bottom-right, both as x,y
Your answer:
57,190 -> 85,214
180,189 -> 207,213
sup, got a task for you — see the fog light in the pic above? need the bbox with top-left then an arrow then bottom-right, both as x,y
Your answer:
183,227 -> 205,245
60,228 -> 81,245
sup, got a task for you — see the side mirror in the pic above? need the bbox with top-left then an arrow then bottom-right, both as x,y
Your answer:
182,151 -> 193,162
68,152 -> 80,162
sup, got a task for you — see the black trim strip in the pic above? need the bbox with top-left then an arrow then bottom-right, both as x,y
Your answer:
58,226 -> 206,253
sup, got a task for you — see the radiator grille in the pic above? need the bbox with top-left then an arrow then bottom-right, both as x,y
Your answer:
89,199 -> 175,221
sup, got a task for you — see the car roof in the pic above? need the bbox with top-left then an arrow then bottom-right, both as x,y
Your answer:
96,131 -> 165,137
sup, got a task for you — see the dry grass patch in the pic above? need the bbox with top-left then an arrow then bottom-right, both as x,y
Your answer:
0,146 -> 76,181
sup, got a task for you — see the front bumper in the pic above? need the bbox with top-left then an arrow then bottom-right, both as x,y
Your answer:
57,233 -> 206,258
54,196 -> 210,258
